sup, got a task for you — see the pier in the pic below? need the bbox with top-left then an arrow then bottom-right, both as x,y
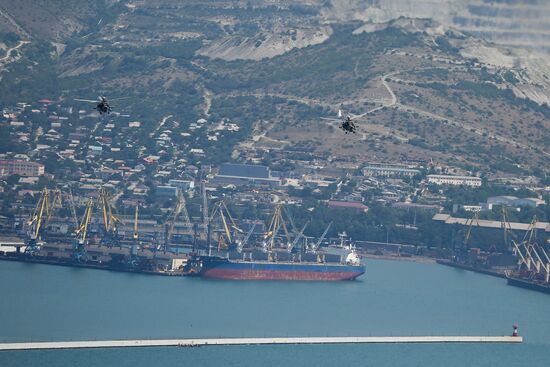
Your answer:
0,336 -> 522,351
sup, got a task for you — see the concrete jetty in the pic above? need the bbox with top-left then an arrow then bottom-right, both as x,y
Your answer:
0,336 -> 522,351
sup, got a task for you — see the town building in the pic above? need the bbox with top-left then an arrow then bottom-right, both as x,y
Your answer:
362,164 -> 420,178
0,159 -> 45,177
327,200 -> 369,212
427,174 -> 482,187
156,185 -> 178,198
487,196 -> 546,208
168,179 -> 195,192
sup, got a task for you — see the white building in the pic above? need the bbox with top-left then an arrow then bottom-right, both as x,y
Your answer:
0,159 -> 45,177
168,179 -> 195,192
363,165 -> 420,178
488,196 -> 546,208
427,174 -> 482,187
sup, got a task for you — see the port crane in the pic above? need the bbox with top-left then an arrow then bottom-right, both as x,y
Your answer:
500,206 -> 514,251
282,206 -> 300,236
309,222 -> 332,253
66,186 -> 80,231
73,198 -> 94,262
263,205 -> 291,251
210,201 -> 242,251
26,188 -> 60,254
524,218 -> 550,282
201,181 -> 213,254
266,218 -> 281,260
287,221 -> 308,253
165,190 -> 193,253
462,210 -> 480,248
48,189 -> 62,223
125,203 -> 140,266
201,180 -> 209,233
511,216 -> 550,283
133,204 -> 139,242
455,210 -> 480,263
98,187 -> 122,246
537,245 -> 550,283
510,216 -> 533,271
237,223 -> 256,253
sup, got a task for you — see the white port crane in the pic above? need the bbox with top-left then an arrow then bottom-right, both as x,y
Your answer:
288,222 -> 309,253
238,223 -> 256,253
310,222 -> 332,253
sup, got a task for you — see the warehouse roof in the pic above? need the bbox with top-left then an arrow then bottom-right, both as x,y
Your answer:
433,214 -> 550,232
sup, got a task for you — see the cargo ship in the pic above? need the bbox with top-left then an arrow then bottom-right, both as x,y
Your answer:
193,250 -> 365,281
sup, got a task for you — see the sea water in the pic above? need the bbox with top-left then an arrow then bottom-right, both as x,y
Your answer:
1,259 -> 548,366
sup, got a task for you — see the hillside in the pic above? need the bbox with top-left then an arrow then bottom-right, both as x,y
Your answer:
0,0 -> 549,181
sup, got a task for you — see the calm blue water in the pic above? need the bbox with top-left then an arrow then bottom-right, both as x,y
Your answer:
1,259 -> 549,366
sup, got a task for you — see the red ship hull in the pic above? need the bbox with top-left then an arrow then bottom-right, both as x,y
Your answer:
198,256 -> 365,281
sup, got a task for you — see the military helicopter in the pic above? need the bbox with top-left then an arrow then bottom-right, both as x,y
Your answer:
74,96 -> 127,115
321,109 -> 367,134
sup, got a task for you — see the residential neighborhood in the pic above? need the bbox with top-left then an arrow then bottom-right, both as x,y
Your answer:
1,98 -> 548,251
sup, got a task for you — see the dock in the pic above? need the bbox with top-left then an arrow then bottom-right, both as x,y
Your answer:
0,336 -> 522,351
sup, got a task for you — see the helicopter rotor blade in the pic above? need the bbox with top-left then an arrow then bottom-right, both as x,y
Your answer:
74,99 -> 98,103
348,112 -> 369,121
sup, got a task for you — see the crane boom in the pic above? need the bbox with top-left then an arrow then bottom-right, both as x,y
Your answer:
512,216 -> 546,274
269,218 -> 281,251
133,204 -> 139,241
221,201 -> 242,233
209,201 -> 241,247
463,210 -> 480,248
536,243 -> 550,265
201,181 -> 209,231
28,188 -> 50,239
312,222 -> 332,253
45,189 -> 61,228
67,187 -> 79,229
167,191 -> 193,247
75,198 -> 94,242
283,206 -> 299,235
219,207 -> 232,243
501,205 -> 513,250
263,206 -> 278,239
180,195 -> 192,230
238,223 -> 256,253
98,187 -> 122,234
288,221 -> 308,252
512,240 -> 529,270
